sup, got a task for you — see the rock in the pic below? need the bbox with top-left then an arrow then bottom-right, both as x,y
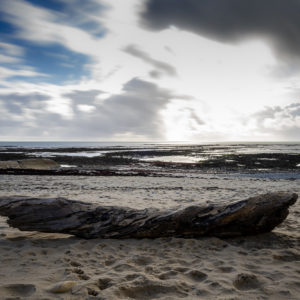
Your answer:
48,281 -> 77,293
0,192 -> 297,239
0,158 -> 59,170
0,160 -> 20,169
18,158 -> 59,170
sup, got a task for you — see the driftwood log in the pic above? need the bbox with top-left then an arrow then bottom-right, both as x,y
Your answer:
0,192 -> 297,239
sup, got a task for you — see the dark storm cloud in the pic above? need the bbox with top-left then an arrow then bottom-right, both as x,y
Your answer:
141,0 -> 300,62
0,79 -> 182,139
123,44 -> 177,76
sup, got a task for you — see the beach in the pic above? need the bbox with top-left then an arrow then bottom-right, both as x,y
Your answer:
0,170 -> 299,299
1,0 -> 300,297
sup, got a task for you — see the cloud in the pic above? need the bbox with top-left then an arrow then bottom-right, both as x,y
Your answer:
45,0 -> 107,37
252,103 -> 300,139
0,42 -> 24,57
0,92 -> 64,139
1,0 -> 298,142
0,78 -> 178,140
141,0 -> 300,63
0,0 -> 108,84
0,66 -> 48,81
0,92 -> 49,114
123,44 -> 177,77
65,78 -> 175,139
64,90 -> 102,113
0,42 -> 24,64
187,108 -> 205,126
148,70 -> 162,79
1,81 -> 299,141
0,0 -> 104,56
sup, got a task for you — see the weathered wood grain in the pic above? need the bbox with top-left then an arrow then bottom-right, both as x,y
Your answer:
0,192 -> 297,238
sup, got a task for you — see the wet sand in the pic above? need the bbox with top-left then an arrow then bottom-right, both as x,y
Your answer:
0,174 -> 299,299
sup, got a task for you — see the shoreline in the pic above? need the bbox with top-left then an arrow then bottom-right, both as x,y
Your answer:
0,173 -> 299,299
0,143 -> 299,299
1,144 -> 299,174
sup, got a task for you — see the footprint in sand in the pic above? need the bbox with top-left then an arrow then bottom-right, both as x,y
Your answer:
78,273 -> 90,280
185,270 -> 208,282
157,270 -> 178,280
130,255 -> 153,266
218,266 -> 235,273
233,273 -> 261,290
174,267 -> 189,273
117,279 -> 187,299
104,257 -> 116,266
113,263 -> 138,272
69,260 -> 82,267
87,287 -> 99,296
0,283 -> 36,297
273,250 -> 300,262
97,277 -> 113,290
72,268 -> 84,275
70,267 -> 90,280
125,273 -> 141,281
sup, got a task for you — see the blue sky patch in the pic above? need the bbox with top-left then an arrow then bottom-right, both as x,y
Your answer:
24,0 -> 107,38
24,42 -> 91,84
0,13 -> 17,35
1,40 -> 92,84
25,0 -> 67,12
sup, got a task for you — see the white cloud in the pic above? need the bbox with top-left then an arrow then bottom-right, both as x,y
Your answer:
0,54 -> 21,64
0,66 -> 48,80
0,0 -> 299,141
1,0 -> 102,55
257,104 -> 300,131
0,42 -> 25,64
0,78 -> 182,140
0,42 -> 24,56
77,104 -> 96,112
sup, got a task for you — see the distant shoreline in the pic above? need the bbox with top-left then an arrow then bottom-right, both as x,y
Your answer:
0,143 -> 299,177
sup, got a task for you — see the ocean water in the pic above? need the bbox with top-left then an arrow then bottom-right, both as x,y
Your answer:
0,141 -> 148,148
0,141 -> 299,150
0,141 -> 300,161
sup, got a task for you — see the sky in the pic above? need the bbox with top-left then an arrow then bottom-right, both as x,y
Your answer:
0,0 -> 299,142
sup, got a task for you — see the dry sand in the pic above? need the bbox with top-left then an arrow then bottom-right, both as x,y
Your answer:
0,174 -> 299,299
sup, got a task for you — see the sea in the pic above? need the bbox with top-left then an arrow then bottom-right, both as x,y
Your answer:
0,141 -> 299,148
0,141 -> 300,154
0,141 -> 300,179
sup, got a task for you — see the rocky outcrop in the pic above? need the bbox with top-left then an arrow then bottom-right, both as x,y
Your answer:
0,192 -> 297,239
0,161 -> 20,169
0,158 -> 59,170
18,158 -> 59,170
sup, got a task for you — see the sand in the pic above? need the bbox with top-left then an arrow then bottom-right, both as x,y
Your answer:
0,174 -> 299,299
